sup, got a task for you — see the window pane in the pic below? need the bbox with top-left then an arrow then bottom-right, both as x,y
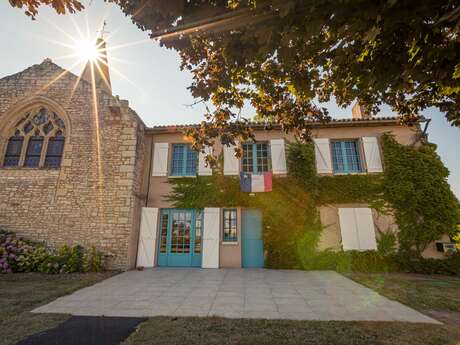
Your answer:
3,135 -> 23,167
171,144 -> 184,176
223,209 -> 238,242
24,136 -> 43,167
170,211 -> 192,253
256,143 -> 269,172
344,141 -> 361,172
185,147 -> 197,175
195,211 -> 202,253
159,213 -> 168,253
242,143 -> 253,172
44,136 -> 65,168
332,141 -> 345,172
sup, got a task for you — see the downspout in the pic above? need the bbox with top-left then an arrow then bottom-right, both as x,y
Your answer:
134,135 -> 154,268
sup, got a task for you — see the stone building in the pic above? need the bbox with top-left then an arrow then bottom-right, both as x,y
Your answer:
0,52 -> 145,269
0,41 -> 454,270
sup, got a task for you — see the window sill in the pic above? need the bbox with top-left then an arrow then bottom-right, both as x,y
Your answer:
332,172 -> 367,176
168,175 -> 197,179
222,241 -> 239,246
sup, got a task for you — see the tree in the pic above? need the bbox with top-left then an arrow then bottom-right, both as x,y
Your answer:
10,0 -> 460,148
8,0 -> 83,18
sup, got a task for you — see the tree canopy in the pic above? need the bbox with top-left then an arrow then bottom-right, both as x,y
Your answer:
10,0 -> 460,148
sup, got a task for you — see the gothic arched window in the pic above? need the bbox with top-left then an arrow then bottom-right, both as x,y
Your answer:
2,107 -> 66,168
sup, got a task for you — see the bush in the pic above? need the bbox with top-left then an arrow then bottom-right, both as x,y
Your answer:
84,246 -> 104,272
394,252 -> 460,275
302,250 -> 400,273
0,229 -> 105,274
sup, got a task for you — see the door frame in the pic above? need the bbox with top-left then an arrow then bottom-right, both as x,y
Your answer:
157,208 -> 203,267
241,208 -> 265,268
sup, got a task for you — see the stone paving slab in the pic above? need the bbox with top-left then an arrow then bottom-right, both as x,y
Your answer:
33,268 -> 440,324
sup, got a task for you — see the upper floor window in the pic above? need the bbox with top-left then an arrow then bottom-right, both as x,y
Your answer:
331,140 -> 362,173
2,107 -> 66,169
242,142 -> 270,173
223,208 -> 238,242
170,144 -> 197,176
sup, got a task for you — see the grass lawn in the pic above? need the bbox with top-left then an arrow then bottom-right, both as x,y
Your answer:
2,272 -> 460,345
123,273 -> 460,345
347,272 -> 460,324
0,272 -> 115,345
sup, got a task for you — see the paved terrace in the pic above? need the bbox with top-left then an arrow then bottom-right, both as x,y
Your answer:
33,269 -> 439,323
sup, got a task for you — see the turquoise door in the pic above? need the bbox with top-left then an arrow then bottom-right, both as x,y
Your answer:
157,209 -> 203,267
242,209 -> 264,268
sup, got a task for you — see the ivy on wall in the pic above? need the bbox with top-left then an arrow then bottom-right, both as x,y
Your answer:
166,134 -> 459,268
381,134 -> 459,256
167,175 -> 322,268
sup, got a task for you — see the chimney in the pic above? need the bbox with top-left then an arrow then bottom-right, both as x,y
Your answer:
351,101 -> 370,120
81,36 -> 112,94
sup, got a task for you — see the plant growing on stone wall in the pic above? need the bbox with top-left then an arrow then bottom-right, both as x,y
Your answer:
382,134 -> 459,257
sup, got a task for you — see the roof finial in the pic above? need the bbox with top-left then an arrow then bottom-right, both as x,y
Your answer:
98,20 -> 109,39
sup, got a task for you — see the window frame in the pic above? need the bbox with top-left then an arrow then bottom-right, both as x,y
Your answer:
1,106 -> 66,169
170,143 -> 198,177
331,139 -> 363,174
241,142 -> 270,174
222,208 -> 238,243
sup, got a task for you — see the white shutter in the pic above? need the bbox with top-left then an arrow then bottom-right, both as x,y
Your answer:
152,143 -> 169,176
362,137 -> 383,173
338,207 -> 377,251
202,208 -> 220,268
338,208 -> 360,250
355,208 -> 377,250
313,138 -> 333,174
198,146 -> 213,176
223,142 -> 239,175
136,207 -> 159,268
270,139 -> 287,174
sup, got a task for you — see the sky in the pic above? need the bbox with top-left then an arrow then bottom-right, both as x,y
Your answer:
0,1 -> 459,197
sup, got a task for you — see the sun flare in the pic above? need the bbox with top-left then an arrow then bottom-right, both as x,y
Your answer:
75,38 -> 101,61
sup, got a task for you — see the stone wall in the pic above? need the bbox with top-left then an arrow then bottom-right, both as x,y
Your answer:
0,59 -> 144,269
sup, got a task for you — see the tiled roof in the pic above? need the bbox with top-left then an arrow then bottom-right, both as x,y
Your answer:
146,116 -> 424,133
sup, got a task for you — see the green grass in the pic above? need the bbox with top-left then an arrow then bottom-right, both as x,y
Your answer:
3,272 -> 460,345
122,317 -> 460,345
347,273 -> 460,315
0,272 -> 115,345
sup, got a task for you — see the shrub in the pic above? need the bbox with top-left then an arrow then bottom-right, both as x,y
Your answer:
83,246 -> 104,272
377,231 -> 397,256
394,252 -> 460,275
302,250 -> 400,273
0,229 -> 105,274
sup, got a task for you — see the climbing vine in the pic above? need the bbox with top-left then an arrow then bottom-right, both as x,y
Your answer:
166,175 -> 321,268
381,134 -> 459,256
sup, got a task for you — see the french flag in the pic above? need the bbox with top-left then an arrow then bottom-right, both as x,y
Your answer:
240,171 -> 273,193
